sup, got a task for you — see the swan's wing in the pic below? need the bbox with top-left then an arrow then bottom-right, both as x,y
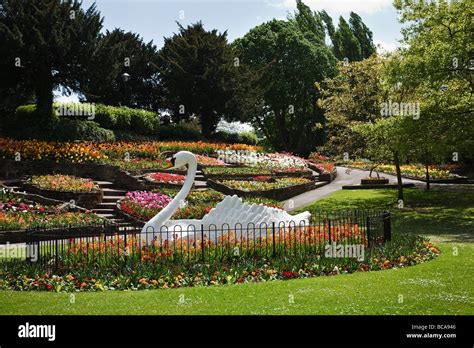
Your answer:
201,195 -> 311,227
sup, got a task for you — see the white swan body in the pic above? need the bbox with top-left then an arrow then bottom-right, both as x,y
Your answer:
140,151 -> 311,243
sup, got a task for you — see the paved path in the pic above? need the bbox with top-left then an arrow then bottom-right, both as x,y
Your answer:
283,166 -> 423,212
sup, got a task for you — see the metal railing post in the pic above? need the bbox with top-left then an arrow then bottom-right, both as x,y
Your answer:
383,211 -> 391,242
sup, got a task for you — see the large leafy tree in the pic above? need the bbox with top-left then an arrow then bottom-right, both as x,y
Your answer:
0,0 -> 103,121
81,29 -> 161,111
388,0 -> 474,188
234,6 -> 337,156
320,10 -> 375,62
318,55 -> 385,158
157,22 -> 241,137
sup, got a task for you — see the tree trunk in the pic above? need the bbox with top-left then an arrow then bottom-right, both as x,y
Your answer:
425,162 -> 431,190
35,69 -> 54,122
201,111 -> 216,138
394,151 -> 404,201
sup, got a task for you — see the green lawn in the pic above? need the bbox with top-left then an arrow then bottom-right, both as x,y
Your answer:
1,188 -> 473,315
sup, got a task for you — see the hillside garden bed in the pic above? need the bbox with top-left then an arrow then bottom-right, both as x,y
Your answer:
20,175 -> 103,209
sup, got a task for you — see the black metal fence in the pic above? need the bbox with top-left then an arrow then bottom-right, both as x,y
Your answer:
0,210 -> 391,271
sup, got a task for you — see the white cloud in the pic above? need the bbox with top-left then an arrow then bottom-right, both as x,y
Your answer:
267,0 -> 393,15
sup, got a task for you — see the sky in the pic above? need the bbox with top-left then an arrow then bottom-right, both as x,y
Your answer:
57,0 -> 404,102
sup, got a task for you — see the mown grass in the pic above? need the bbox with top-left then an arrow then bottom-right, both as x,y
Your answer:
0,188 -> 472,315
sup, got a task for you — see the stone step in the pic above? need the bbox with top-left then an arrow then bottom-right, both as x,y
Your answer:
95,202 -> 118,208
194,182 -> 208,188
101,188 -> 127,196
95,180 -> 115,187
96,213 -> 116,218
93,208 -> 115,214
102,195 -> 124,203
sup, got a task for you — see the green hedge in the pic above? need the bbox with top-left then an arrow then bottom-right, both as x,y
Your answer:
94,104 -> 159,134
2,104 -> 115,142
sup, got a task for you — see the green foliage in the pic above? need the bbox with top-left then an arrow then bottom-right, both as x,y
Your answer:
158,22 -> 243,137
321,11 -> 375,62
318,55 -> 385,158
212,131 -> 258,145
91,104 -> 160,134
81,28 -> 161,110
234,15 -> 337,156
3,104 -> 114,141
54,119 -> 115,142
388,0 -> 474,163
158,123 -> 202,141
0,0 -> 103,120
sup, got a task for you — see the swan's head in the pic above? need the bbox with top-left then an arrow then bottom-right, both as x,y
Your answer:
166,151 -> 197,170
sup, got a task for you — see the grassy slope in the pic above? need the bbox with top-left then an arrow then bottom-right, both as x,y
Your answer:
1,188 -> 473,315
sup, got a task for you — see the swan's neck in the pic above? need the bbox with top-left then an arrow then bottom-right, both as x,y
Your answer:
148,160 -> 197,226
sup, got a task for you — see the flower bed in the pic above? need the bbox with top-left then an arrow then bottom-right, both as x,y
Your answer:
347,162 -> 466,182
21,175 -> 103,209
195,154 -> 226,167
209,177 -> 315,201
142,172 -> 187,189
117,189 -> 284,222
0,191 -> 105,241
29,174 -> 97,192
202,165 -> 312,179
0,235 -> 440,291
0,138 -> 261,164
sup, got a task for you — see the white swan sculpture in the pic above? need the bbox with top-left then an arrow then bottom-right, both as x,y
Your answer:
140,151 -> 311,243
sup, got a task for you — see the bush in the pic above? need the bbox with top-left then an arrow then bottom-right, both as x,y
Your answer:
212,130 -> 258,145
158,124 -> 202,141
3,104 -> 114,142
94,104 -> 159,135
6,103 -> 159,138
54,119 -> 115,142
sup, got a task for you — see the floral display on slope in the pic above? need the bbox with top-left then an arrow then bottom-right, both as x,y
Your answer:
144,172 -> 186,185
0,237 -> 440,291
218,177 -> 311,191
0,138 -> 261,164
119,191 -> 172,221
0,190 -> 103,231
30,175 -> 98,192
195,154 -> 226,166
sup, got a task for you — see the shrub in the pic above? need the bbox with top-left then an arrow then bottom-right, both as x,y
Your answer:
54,119 -> 115,142
2,105 -> 115,142
158,124 -> 202,141
213,130 -> 258,145
94,104 -> 159,135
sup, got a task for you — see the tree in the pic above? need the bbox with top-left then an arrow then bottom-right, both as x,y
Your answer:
349,12 -> 376,58
318,55 -> 386,158
389,0 -> 474,188
157,22 -> 240,137
234,17 -> 337,156
333,17 -> 361,62
81,29 -> 161,111
320,11 -> 375,62
0,0 -> 103,121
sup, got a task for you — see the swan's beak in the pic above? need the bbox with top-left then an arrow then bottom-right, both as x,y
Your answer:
163,160 -> 174,170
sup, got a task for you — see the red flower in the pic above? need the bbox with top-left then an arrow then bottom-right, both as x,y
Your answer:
283,271 -> 292,279
46,284 -> 54,290
292,271 -> 299,278
237,277 -> 245,283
